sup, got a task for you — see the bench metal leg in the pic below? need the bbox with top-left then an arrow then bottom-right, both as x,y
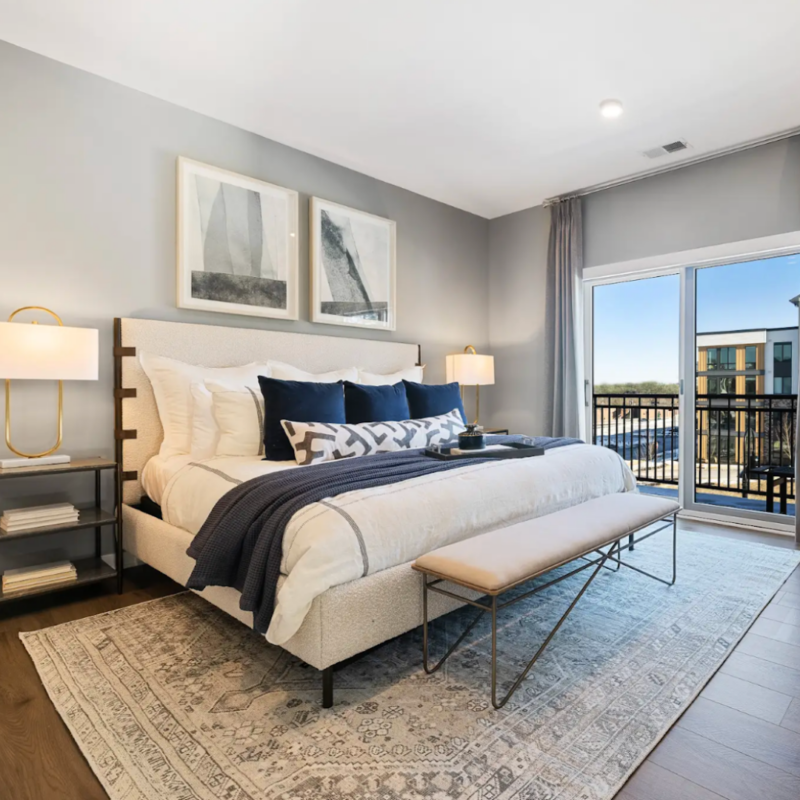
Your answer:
422,604 -> 484,675
420,511 -> 678,710
421,553 -> 616,679
491,539 -> 620,709
610,513 -> 677,586
581,551 -> 619,572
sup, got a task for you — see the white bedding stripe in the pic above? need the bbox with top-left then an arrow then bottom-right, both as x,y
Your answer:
156,444 -> 636,644
140,454 -> 193,506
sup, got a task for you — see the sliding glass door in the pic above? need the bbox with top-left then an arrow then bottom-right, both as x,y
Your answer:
587,273 -> 682,503
685,255 -> 798,531
585,252 -> 798,534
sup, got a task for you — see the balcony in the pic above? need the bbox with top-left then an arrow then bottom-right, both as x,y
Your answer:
592,392 -> 796,516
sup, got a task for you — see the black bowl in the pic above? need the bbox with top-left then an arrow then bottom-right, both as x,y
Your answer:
458,430 -> 485,450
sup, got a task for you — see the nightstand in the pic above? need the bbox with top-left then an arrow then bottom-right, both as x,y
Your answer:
0,458 -> 122,603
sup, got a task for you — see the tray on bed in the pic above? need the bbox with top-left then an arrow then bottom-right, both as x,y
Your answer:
424,442 -> 545,461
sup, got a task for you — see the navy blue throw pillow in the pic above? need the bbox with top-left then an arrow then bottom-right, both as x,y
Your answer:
402,380 -> 467,424
258,376 -> 346,461
343,381 -> 410,424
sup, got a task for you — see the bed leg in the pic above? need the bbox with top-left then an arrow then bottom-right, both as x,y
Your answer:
321,667 -> 334,709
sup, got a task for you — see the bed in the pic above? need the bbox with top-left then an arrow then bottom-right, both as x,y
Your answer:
115,317 -> 636,705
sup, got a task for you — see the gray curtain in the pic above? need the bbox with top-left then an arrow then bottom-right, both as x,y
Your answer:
550,197 -> 585,439
793,295 -> 800,544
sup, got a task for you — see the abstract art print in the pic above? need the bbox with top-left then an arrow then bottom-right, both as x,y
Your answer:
177,158 -> 299,319
310,197 -> 396,330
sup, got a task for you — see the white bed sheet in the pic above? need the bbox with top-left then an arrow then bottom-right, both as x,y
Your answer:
141,454 -> 193,506
160,456 -> 298,533
155,445 -> 637,645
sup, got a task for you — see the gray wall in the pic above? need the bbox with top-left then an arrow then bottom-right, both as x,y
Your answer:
484,135 -> 800,435
4,37 -> 798,568
484,206 -> 552,435
0,41 -> 489,564
584,136 -> 800,267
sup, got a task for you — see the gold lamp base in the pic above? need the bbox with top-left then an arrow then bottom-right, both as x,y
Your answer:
460,345 -> 482,427
4,306 -> 65,461
459,384 -> 482,427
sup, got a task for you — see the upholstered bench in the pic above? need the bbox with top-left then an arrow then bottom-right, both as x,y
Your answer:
413,493 -> 680,708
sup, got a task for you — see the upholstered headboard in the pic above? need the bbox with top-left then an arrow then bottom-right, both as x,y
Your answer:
114,318 -> 420,504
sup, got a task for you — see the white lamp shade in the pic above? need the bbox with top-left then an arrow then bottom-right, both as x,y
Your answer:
0,322 -> 99,380
446,352 -> 495,386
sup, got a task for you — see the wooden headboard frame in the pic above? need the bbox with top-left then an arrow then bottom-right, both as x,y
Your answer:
113,317 -> 421,504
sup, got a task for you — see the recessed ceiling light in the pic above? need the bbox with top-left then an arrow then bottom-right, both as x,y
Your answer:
599,99 -> 624,119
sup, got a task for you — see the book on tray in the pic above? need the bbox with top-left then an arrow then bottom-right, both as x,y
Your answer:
2,560 -> 78,592
0,502 -> 79,533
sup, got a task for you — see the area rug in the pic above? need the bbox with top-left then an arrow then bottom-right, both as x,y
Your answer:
22,530 -> 800,800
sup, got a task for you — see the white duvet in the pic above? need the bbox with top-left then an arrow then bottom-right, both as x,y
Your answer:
155,445 -> 636,644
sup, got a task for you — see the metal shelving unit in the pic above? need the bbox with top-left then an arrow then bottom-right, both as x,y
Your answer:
0,457 -> 122,603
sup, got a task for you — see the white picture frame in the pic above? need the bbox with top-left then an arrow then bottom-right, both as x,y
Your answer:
177,157 -> 299,320
310,197 -> 397,331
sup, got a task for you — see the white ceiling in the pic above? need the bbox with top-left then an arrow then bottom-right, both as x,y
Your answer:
2,0 -> 800,218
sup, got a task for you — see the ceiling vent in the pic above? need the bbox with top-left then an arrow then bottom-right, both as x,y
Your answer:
643,140 -> 690,159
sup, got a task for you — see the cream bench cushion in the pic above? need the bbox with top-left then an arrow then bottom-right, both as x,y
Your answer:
413,493 -> 679,594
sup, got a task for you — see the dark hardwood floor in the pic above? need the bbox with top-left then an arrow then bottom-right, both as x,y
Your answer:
0,526 -> 798,800
0,566 -> 184,800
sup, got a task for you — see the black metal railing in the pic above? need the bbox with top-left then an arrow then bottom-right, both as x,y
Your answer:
695,393 -> 796,500
593,394 -> 680,485
592,392 -> 797,501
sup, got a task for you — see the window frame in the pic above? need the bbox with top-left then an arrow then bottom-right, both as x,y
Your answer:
720,347 -> 736,370
774,342 -> 792,364
774,375 -> 793,395
583,227 -> 800,536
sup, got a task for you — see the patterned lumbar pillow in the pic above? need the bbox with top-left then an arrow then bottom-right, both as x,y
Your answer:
281,409 -> 465,466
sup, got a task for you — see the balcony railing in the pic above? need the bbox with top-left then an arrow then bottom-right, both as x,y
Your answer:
592,392 -> 797,502
593,394 -> 680,486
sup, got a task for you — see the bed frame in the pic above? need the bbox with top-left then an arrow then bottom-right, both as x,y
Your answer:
114,317 -> 471,707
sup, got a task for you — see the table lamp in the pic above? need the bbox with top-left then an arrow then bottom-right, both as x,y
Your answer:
0,307 -> 99,469
446,345 -> 495,427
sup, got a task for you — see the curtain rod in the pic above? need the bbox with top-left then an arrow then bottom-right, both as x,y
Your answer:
543,125 -> 800,207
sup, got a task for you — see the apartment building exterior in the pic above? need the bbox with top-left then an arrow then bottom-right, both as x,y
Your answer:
697,327 -> 798,397
696,327 -> 797,464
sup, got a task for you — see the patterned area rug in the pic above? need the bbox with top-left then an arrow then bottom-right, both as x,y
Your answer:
23,531 -> 800,800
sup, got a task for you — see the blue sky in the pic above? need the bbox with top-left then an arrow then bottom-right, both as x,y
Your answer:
593,254 -> 800,384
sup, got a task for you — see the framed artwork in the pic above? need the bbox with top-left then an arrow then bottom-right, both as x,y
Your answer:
310,197 -> 396,330
177,158 -> 299,320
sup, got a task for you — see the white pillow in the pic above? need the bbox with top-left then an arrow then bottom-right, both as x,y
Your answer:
189,383 -> 219,460
268,359 -> 358,383
281,409 -> 465,466
358,366 -> 424,385
206,381 -> 266,457
138,353 -> 269,458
